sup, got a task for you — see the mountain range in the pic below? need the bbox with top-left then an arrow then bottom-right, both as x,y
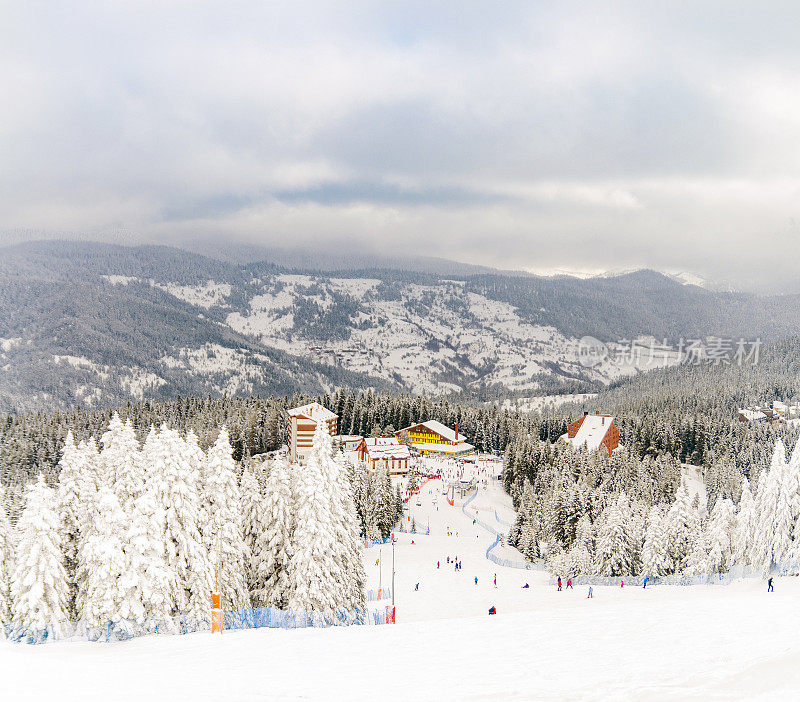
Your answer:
2,239 -> 800,413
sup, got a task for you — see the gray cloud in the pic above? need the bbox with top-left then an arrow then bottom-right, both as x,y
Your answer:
3,2 -> 800,290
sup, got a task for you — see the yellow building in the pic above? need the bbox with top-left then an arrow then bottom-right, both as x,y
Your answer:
394,420 -> 474,456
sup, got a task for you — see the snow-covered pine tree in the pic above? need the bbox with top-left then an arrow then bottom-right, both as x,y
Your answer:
56,430 -> 84,617
641,505 -> 670,576
0,487 -> 13,624
239,464 -> 266,602
733,478 -> 755,566
77,485 -> 129,625
123,465 -> 175,622
327,451 -> 367,611
664,482 -> 699,573
11,475 -> 69,630
594,493 -> 632,577
706,498 -> 737,574
101,414 -> 144,515
203,427 -> 250,612
289,422 -> 345,613
751,441 -> 785,573
255,455 -> 295,608
147,425 -> 214,619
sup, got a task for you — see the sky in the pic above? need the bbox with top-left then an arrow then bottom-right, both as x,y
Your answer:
3,2 -> 800,291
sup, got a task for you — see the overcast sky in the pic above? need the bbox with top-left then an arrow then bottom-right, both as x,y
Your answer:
3,2 -> 800,290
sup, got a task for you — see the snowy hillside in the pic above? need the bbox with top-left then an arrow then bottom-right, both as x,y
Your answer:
6,464 -> 800,701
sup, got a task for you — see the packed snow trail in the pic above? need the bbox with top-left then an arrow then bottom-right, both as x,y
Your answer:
373,457 -> 547,624
6,576 -> 800,701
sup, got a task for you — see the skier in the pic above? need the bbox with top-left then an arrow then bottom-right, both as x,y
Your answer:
488,606 -> 496,615
587,586 -> 593,599
643,577 -> 649,589
493,573 -> 497,588
522,583 -> 530,589
768,577 -> 774,592
620,579 -> 624,588
474,576 -> 478,585
437,561 -> 440,569
415,583 -> 419,591
566,578 -> 573,589
557,577 -> 562,591
447,556 -> 450,564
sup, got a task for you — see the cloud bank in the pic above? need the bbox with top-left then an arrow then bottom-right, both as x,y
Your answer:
3,2 -> 800,290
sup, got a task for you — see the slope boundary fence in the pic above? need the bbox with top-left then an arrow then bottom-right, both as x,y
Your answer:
462,489 -> 543,570
548,565 -> 787,588
6,603 -> 391,645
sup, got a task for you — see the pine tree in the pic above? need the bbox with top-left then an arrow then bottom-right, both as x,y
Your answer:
642,505 -> 670,576
11,475 -> 69,629
123,470 -> 174,621
56,431 -> 84,617
289,423 -> 346,613
203,427 -> 250,612
595,493 -> 632,577
664,482 -> 699,573
0,487 -> 14,624
255,456 -> 295,608
101,414 -> 144,515
733,478 -> 755,565
147,426 -> 213,618
77,486 -> 129,625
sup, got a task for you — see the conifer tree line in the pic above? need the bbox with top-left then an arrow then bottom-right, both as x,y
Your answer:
509,437 -> 800,580
0,415 -> 372,632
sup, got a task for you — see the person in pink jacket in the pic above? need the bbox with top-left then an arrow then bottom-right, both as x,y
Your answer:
620,579 -> 625,588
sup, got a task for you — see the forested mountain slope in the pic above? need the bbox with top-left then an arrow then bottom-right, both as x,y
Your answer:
2,240 -> 800,412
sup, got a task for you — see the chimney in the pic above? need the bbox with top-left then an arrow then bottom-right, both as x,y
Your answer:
454,422 -> 459,442
595,410 -> 599,415
584,411 -> 588,417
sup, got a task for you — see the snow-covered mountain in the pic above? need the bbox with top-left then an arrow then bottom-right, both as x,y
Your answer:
2,240 -> 800,412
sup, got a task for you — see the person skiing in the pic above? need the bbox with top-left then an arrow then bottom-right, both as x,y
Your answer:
447,556 -> 450,564
488,606 -> 496,615
493,573 -> 497,588
768,577 -> 774,592
587,586 -> 593,599
522,583 -> 530,589
566,578 -> 573,589
474,576 -> 478,585
620,579 -> 624,588
643,577 -> 649,589
437,561 -> 440,569
415,583 -> 419,591
557,577 -> 562,591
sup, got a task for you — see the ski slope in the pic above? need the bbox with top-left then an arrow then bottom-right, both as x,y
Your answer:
5,458 -> 800,700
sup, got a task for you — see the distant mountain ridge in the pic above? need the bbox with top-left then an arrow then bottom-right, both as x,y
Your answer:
1,239 -> 800,413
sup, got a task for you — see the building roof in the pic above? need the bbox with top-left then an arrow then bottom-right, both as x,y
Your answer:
361,437 -> 411,461
399,419 -> 467,443
288,402 -> 337,422
738,408 -> 768,422
563,414 -> 615,451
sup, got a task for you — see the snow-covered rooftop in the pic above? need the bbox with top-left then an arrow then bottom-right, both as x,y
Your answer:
563,414 -> 615,451
738,408 -> 768,422
361,437 -> 411,461
288,402 -> 337,422
403,420 -> 468,443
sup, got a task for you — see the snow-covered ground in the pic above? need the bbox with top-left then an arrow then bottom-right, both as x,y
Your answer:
4,457 -> 798,700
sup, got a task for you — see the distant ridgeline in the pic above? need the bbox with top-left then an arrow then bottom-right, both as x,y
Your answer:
5,240 -> 800,412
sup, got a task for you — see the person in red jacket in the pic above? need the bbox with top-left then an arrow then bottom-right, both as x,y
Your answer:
557,577 -> 562,591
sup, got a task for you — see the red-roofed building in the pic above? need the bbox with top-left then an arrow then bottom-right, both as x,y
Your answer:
561,411 -> 620,455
